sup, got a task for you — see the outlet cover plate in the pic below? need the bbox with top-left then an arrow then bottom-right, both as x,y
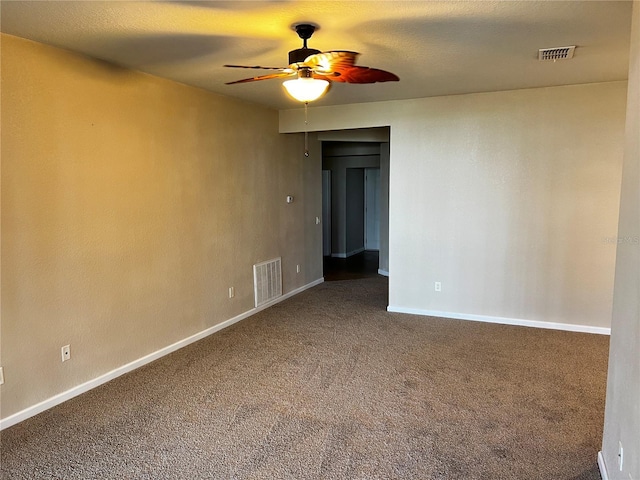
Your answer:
61,345 -> 71,362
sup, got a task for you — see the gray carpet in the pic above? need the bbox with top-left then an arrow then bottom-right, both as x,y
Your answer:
1,277 -> 608,479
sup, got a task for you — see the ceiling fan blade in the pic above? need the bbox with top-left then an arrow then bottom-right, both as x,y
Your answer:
224,64 -> 288,70
303,51 -> 359,73
328,65 -> 399,84
304,51 -> 398,84
225,71 -> 295,85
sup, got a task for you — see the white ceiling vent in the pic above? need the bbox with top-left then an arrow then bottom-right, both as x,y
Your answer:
538,46 -> 576,61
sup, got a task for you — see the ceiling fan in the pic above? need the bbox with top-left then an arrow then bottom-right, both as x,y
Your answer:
224,23 -> 399,103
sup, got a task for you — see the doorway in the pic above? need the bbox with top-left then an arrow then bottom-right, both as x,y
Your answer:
321,139 -> 388,279
365,168 -> 381,251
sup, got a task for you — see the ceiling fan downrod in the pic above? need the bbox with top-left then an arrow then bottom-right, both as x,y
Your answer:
289,23 -> 321,65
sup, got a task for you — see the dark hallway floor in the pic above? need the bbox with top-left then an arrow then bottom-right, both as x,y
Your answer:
323,250 -> 381,281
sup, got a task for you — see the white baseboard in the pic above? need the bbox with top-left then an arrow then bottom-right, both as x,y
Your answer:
0,278 -> 324,431
386,306 -> 611,335
597,451 -> 609,480
378,269 -> 389,277
331,247 -> 366,259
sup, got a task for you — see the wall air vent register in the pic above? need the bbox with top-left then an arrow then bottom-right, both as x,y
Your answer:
538,46 -> 576,61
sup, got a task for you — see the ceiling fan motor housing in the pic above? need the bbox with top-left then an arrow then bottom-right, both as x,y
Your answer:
289,47 -> 320,65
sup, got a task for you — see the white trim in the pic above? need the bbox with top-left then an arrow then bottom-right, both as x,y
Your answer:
378,269 -> 389,277
598,451 -> 610,480
0,278 -> 324,431
385,306 -> 611,335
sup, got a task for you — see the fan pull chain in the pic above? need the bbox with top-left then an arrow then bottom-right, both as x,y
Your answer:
304,101 -> 309,157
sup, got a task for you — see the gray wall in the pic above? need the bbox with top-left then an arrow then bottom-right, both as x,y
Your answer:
601,3 -> 640,479
379,142 -> 390,275
346,168 -> 365,254
282,81 -> 626,331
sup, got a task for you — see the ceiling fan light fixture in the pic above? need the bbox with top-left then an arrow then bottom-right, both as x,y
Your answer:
283,68 -> 329,102
283,77 -> 329,102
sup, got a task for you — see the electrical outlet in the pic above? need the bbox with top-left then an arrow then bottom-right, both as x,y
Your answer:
296,264 -> 301,274
435,281 -> 442,292
61,345 -> 71,362
228,287 -> 235,298
0,367 -> 4,385
618,441 -> 624,471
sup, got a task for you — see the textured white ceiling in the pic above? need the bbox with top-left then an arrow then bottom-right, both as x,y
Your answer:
0,1 -> 633,110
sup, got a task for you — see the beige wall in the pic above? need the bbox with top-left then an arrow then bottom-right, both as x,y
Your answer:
281,81 -> 627,330
0,34 -> 322,420
601,2 -> 640,479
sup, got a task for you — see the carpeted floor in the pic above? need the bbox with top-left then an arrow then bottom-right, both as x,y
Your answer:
1,277 -> 609,479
